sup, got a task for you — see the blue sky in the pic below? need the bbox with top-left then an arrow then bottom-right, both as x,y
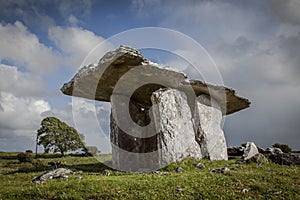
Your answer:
1,0 -> 300,153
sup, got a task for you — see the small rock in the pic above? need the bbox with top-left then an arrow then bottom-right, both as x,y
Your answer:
249,153 -> 269,165
242,189 -> 249,193
243,142 -> 259,160
175,186 -> 184,192
77,176 -> 83,180
175,167 -> 184,172
195,163 -> 205,169
211,167 -> 230,173
227,146 -> 244,157
102,170 -> 110,176
152,171 -> 169,175
274,191 -> 282,195
265,147 -> 283,155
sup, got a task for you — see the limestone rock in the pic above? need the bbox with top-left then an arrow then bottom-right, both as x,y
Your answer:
61,46 -> 250,115
175,167 -> 184,172
266,153 -> 300,165
249,153 -> 269,165
61,45 -> 186,108
211,167 -> 230,173
227,146 -> 244,157
110,94 -> 159,172
243,142 -> 259,160
194,95 -> 228,160
151,88 -> 202,165
32,168 -> 81,184
265,147 -> 283,155
195,163 -> 205,169
180,80 -> 250,115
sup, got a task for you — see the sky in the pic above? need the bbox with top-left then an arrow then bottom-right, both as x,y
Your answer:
0,0 -> 300,153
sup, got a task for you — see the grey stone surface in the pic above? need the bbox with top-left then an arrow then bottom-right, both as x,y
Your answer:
211,167 -> 230,173
265,147 -> 283,155
151,88 -> 202,165
194,95 -> 228,160
61,46 -> 250,115
195,163 -> 205,169
249,153 -> 269,165
32,168 -> 81,184
243,142 -> 259,160
110,94 -> 159,172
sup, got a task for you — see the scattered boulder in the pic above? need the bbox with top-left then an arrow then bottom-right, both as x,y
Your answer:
227,146 -> 245,157
32,168 -> 82,184
242,142 -> 259,160
152,171 -> 169,175
102,170 -> 110,176
267,153 -> 300,166
211,167 -> 230,173
265,147 -> 283,155
242,189 -> 249,194
194,163 -> 205,169
248,153 -> 269,165
175,167 -> 184,172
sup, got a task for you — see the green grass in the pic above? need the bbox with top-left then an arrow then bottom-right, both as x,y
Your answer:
0,152 -> 299,199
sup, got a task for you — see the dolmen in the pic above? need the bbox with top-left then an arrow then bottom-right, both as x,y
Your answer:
61,46 -> 250,172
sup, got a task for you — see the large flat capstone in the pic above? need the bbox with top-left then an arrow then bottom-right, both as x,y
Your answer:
61,45 -> 250,115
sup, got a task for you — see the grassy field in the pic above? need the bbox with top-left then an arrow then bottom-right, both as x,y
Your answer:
0,152 -> 299,199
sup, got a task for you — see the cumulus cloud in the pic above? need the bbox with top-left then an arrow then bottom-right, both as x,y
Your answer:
0,20 -> 114,151
48,26 -> 113,71
0,21 -> 61,75
0,64 -> 45,97
0,92 -> 50,134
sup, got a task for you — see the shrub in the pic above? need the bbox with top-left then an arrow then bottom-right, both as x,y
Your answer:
25,150 -> 33,153
17,152 -> 34,163
272,143 -> 292,153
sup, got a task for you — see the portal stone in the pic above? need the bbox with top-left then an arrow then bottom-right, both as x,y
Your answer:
110,94 -> 159,172
151,88 -> 202,165
194,95 -> 228,160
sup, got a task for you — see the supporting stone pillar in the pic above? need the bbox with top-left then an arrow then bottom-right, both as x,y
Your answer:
110,94 -> 159,172
151,88 -> 202,165
194,95 -> 228,160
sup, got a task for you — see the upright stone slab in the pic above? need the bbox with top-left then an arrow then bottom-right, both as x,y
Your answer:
151,88 -> 202,165
110,94 -> 159,172
194,95 -> 228,160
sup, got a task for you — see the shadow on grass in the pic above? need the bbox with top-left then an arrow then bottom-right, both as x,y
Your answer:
65,162 -> 112,172
3,161 -> 111,175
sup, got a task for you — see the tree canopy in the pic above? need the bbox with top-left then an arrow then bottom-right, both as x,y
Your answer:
37,117 -> 85,156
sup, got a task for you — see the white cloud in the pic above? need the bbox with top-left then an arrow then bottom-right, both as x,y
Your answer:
0,21 -> 61,75
0,92 -> 50,133
0,64 -> 45,97
48,26 -> 113,71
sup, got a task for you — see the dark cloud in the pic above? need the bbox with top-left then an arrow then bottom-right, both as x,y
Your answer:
269,0 -> 300,25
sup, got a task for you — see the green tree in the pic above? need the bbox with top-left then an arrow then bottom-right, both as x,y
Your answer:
37,117 -> 85,156
272,143 -> 292,153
